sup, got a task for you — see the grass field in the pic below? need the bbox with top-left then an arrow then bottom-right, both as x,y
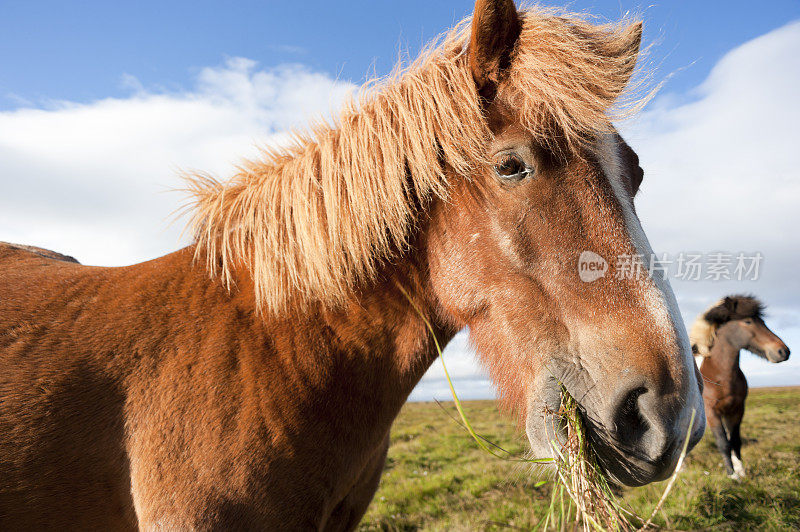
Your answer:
358,387 -> 800,531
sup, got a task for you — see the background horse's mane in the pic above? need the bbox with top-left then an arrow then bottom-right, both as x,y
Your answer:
183,7 -> 648,313
690,295 -> 766,356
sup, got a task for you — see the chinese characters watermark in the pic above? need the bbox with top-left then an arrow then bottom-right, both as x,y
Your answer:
577,251 -> 763,283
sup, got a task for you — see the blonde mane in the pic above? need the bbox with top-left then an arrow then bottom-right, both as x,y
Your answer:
184,8 -> 648,313
690,303 -> 722,358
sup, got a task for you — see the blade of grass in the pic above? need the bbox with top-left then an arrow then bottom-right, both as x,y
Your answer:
396,282 -> 551,464
433,399 -> 520,455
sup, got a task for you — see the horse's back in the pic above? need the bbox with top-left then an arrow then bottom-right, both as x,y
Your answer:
0,242 -> 139,530
0,241 -> 84,300
0,240 -> 90,339
0,241 -> 80,264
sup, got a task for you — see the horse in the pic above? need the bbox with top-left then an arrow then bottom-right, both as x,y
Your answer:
0,1 -> 705,529
691,295 -> 790,480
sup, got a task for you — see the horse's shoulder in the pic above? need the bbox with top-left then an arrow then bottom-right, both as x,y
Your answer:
0,241 -> 80,264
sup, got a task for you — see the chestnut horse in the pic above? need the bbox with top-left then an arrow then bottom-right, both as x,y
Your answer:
691,295 -> 790,479
0,1 -> 705,529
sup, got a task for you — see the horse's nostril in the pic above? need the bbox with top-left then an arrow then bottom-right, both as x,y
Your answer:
591,375 -> 704,486
609,383 -> 677,464
612,386 -> 650,447
778,347 -> 790,359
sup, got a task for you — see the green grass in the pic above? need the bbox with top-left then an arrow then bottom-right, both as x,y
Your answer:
358,387 -> 800,531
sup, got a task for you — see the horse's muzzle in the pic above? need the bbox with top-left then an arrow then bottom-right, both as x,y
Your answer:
767,346 -> 790,363
526,363 -> 706,487
588,371 -> 706,486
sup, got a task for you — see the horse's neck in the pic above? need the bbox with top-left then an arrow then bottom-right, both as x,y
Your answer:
92,246 -> 453,508
169,245 -> 454,452
708,336 -> 741,376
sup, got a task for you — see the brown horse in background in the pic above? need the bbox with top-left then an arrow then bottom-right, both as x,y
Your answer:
1,1 -> 705,529
692,295 -> 790,479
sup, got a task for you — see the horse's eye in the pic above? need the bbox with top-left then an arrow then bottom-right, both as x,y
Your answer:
744,319 -> 753,325
493,153 -> 530,180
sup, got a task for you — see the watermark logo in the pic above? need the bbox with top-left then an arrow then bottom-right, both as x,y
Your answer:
576,250 -> 763,283
578,251 -> 608,283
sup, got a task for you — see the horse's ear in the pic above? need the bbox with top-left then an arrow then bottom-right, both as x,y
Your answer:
469,0 -> 521,99
705,300 -> 732,325
610,22 -> 643,96
620,23 -> 642,66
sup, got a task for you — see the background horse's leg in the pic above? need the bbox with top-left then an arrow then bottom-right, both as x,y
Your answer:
729,424 -> 745,479
708,414 -> 735,477
725,409 -> 746,479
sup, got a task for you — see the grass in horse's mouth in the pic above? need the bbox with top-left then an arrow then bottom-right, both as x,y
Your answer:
543,388 -> 636,531
543,388 -> 696,531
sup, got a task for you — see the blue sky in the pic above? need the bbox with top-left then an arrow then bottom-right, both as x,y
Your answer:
1,2 -> 799,400
2,1 -> 799,109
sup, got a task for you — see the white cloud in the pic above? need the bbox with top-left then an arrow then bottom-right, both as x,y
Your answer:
2,22 -> 798,401
0,58 -> 355,265
627,21 -> 800,262
620,21 -> 800,386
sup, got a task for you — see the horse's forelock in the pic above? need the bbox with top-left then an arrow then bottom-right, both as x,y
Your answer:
504,11 -> 649,153
728,295 -> 766,321
704,295 -> 766,324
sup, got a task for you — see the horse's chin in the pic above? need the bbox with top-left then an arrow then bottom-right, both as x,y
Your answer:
586,432 -> 681,487
524,377 -> 564,466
